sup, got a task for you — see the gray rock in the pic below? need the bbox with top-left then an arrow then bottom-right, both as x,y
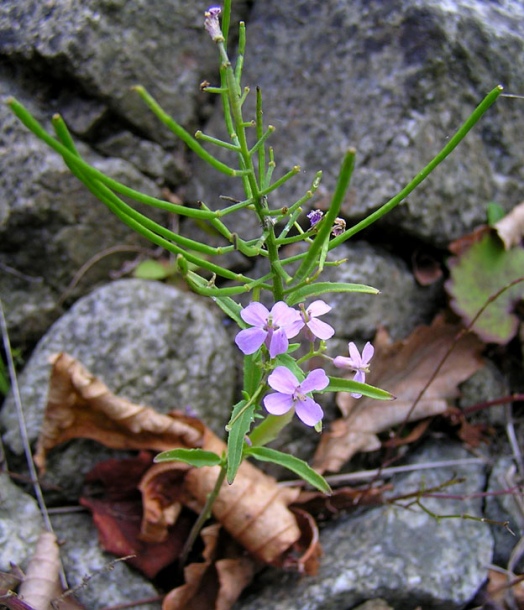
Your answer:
0,279 -> 235,499
0,71 -> 167,347
235,442 -> 493,610
485,457 -> 524,570
0,0 -> 249,142
51,511 -> 160,610
0,472 -> 43,571
190,0 -> 524,247
318,242 -> 442,342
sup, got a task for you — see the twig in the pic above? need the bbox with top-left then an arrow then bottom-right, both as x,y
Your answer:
0,299 -> 68,590
52,556 -> 136,609
278,457 -> 488,487
57,244 -> 159,306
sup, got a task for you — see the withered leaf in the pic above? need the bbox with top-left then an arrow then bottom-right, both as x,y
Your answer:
35,352 -> 205,472
80,452 -> 189,579
162,524 -> 257,610
313,316 -> 484,473
38,354 -> 316,580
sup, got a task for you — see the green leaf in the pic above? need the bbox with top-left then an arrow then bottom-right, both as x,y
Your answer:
324,376 -> 394,400
273,352 -> 305,380
486,202 -> 506,226
245,446 -> 331,494
133,259 -> 176,280
286,281 -> 378,306
226,399 -> 255,483
212,295 -> 244,326
445,231 -> 524,344
154,448 -> 222,468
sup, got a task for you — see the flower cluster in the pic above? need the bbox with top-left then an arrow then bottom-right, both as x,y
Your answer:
235,300 -> 374,426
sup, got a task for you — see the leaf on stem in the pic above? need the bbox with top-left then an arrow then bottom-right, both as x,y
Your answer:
36,353 -> 319,608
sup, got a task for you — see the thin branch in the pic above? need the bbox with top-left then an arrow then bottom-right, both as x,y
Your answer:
0,299 -> 68,590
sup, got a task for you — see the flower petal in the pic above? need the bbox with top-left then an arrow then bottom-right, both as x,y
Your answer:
333,356 -> 352,369
348,342 -> 362,366
300,368 -> 329,393
268,328 -> 289,358
353,370 -> 365,384
235,327 -> 266,355
241,302 -> 269,327
307,318 -> 335,340
264,392 -> 294,415
307,300 -> 331,317
295,396 -> 324,426
361,341 -> 375,365
267,366 -> 299,394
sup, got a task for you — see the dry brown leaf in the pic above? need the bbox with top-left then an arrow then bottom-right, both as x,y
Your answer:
313,316 -> 484,473
18,532 -> 62,610
38,354 -> 310,573
35,352 -> 205,472
495,200 -> 524,249
162,524 -> 256,610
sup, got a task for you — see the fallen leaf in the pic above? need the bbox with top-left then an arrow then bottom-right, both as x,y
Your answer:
37,353 -> 316,583
18,532 -> 62,610
494,200 -> 524,249
79,452 -> 190,579
411,250 -> 443,286
35,352 -> 205,472
313,316 -> 484,473
445,231 -> 524,344
162,523 -> 257,610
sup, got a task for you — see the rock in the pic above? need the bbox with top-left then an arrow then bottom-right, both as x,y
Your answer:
0,473 -> 43,571
0,70 -> 167,348
190,0 -> 524,247
234,441 -> 493,610
51,512 -> 161,610
0,279 -> 235,500
485,457 -> 524,571
0,0 -> 250,142
318,242 -> 442,342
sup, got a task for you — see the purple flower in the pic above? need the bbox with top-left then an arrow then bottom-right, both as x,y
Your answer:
333,341 -> 374,398
299,300 -> 335,341
204,6 -> 224,42
235,301 -> 302,358
264,366 -> 329,426
307,209 -> 323,228
331,217 -> 346,237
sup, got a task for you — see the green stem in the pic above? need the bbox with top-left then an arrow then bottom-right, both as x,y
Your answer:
329,85 -> 503,248
178,464 -> 227,571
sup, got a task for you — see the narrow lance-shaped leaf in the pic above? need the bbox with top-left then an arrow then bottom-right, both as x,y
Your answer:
323,376 -> 394,401
245,446 -> 331,494
154,448 -> 223,468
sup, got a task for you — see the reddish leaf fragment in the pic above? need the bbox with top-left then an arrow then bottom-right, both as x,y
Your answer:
80,452 -> 189,579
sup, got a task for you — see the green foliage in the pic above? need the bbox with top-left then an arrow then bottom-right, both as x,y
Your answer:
245,446 -> 331,494
6,1 -> 503,496
324,377 -> 394,401
133,259 -> 178,280
446,232 -> 524,344
154,448 -> 223,468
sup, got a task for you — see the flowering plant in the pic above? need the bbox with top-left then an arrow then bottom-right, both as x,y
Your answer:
7,0 -> 501,524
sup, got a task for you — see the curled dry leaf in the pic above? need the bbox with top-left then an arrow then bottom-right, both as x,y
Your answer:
494,200 -> 524,249
162,523 -> 256,610
37,353 -> 315,581
313,316 -> 484,473
18,532 -> 62,610
35,352 -> 205,472
79,451 -> 191,579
